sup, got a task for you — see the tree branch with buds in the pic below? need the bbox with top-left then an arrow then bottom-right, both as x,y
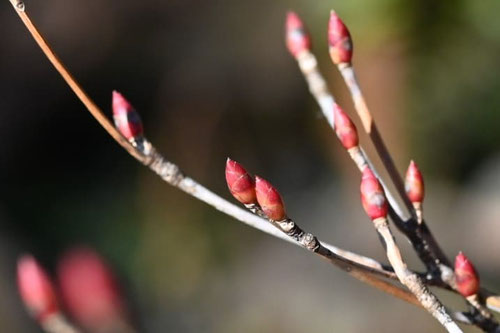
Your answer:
7,1 -> 500,332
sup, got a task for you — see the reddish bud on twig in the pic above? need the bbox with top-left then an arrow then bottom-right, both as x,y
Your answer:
405,160 -> 425,203
112,91 -> 144,141
17,255 -> 59,322
333,104 -> 358,149
455,252 -> 480,297
225,158 -> 257,205
255,176 -> 286,221
360,168 -> 388,220
57,247 -> 128,331
285,11 -> 311,58
328,11 -> 353,65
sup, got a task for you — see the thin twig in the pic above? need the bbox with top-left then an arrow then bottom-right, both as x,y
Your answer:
338,60 -> 499,329
372,218 -> 463,333
294,51 -> 406,220
293,51 -> 453,282
337,64 -> 453,268
337,65 -> 413,213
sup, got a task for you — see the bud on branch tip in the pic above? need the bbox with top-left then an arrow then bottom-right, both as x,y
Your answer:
17,255 -> 59,322
455,252 -> 479,297
333,104 -> 358,149
285,11 -> 311,58
112,91 -> 144,141
225,158 -> 257,205
405,160 -> 425,203
328,10 -> 353,65
360,168 -> 388,220
255,176 -> 286,221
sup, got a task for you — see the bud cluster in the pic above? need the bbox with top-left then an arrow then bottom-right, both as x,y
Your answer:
225,159 -> 286,221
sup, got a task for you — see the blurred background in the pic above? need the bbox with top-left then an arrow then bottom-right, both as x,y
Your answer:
1,0 -> 500,331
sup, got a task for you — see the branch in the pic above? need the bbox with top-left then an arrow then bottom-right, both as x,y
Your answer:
360,167 -> 462,332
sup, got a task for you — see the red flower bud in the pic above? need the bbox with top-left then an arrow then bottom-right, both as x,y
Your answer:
255,176 -> 286,221
17,255 -> 59,322
328,11 -> 353,65
333,104 -> 358,149
405,160 -> 425,203
360,168 -> 388,220
225,158 -> 257,205
57,247 -> 128,331
455,252 -> 480,297
285,11 -> 311,58
112,91 -> 144,141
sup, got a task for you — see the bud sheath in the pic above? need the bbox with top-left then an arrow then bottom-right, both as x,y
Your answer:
112,91 -> 144,141
255,176 -> 286,221
455,252 -> 480,297
285,11 -> 311,58
225,158 -> 257,205
328,11 -> 353,65
360,168 -> 388,220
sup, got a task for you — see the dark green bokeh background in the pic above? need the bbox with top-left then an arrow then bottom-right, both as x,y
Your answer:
1,0 -> 500,331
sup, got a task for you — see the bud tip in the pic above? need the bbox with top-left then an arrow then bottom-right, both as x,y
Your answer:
285,10 -> 311,57
111,90 -> 144,141
455,251 -> 479,297
328,10 -> 353,65
360,168 -> 388,220
405,160 -> 425,203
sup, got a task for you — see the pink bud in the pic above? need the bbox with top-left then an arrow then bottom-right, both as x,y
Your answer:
17,255 -> 59,322
225,158 -> 257,205
333,104 -> 358,149
455,252 -> 480,297
285,11 -> 311,57
57,247 -> 128,331
405,160 -> 425,203
112,91 -> 144,141
255,176 -> 286,221
360,168 -> 388,220
328,11 -> 353,65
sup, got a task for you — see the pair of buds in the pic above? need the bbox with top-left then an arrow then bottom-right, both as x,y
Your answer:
17,248 -> 128,331
285,11 -> 352,65
225,159 -> 286,221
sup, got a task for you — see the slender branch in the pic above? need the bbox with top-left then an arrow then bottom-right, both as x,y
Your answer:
338,62 -> 499,330
338,65 -> 413,214
293,50 -> 452,282
337,64 -> 453,267
372,218 -> 463,333
294,51 -> 406,221
295,51 -> 336,130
